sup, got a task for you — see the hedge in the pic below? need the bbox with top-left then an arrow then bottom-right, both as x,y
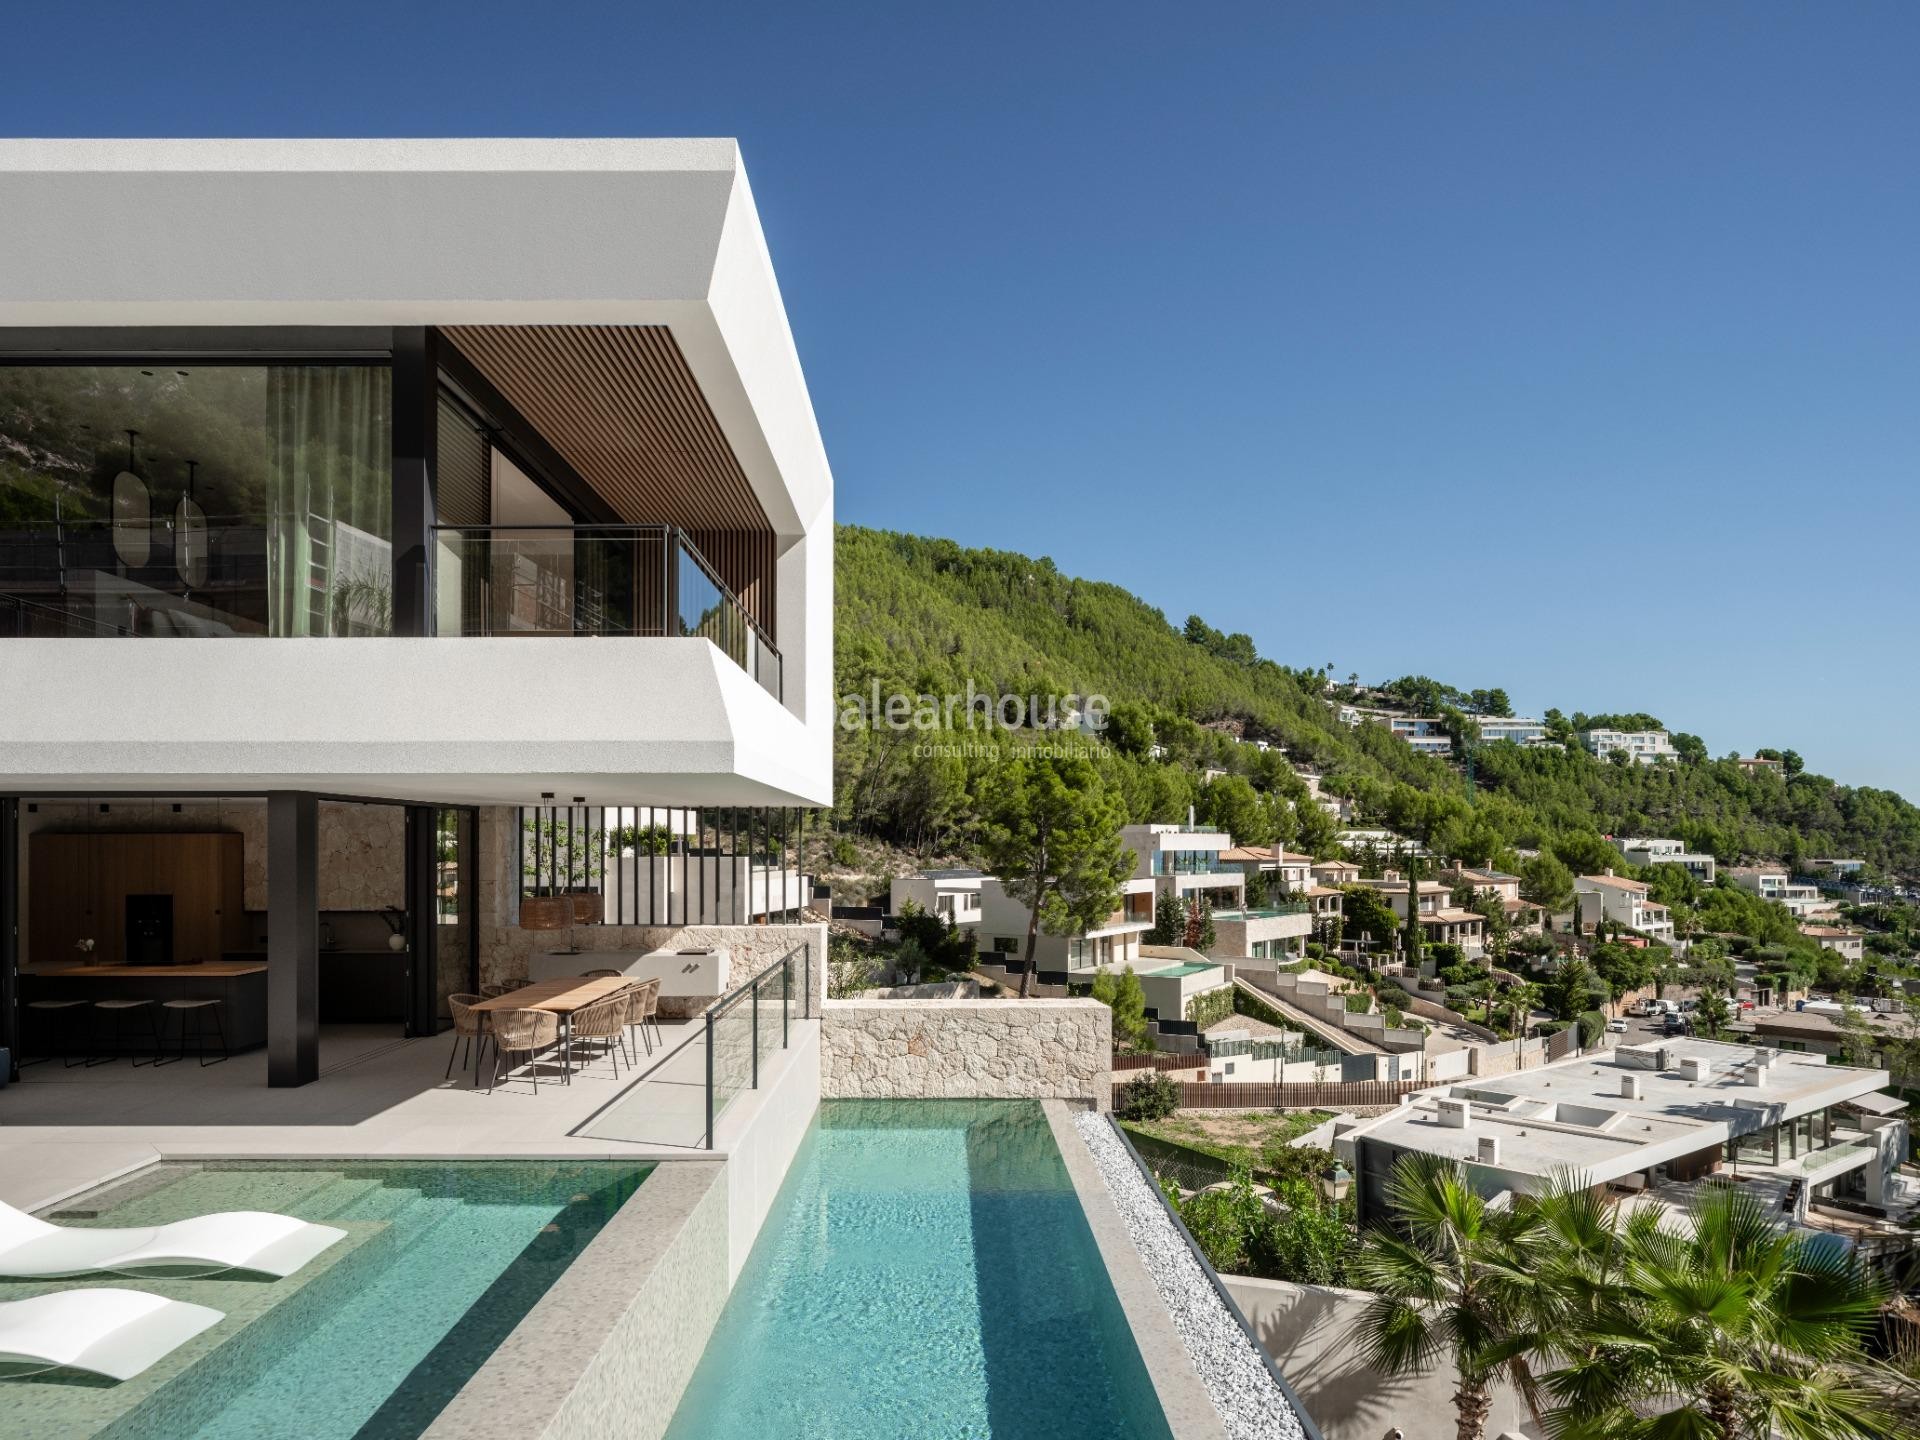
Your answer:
1185,986 -> 1235,1030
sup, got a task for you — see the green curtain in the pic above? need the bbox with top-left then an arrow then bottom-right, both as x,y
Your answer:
265,367 -> 392,636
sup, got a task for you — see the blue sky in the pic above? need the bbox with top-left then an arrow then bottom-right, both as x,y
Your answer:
8,2 -> 1917,798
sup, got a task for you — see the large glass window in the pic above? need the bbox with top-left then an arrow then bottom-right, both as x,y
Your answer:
0,365 -> 391,636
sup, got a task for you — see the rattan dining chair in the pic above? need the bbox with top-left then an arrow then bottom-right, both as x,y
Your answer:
446,994 -> 491,1080
581,968 -> 622,979
626,977 -> 663,1058
480,978 -> 527,999
567,993 -> 629,1080
485,1007 -> 559,1094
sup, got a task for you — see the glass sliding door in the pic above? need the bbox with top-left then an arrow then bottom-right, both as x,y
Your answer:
0,364 -> 391,637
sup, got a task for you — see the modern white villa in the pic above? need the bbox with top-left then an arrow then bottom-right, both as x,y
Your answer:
1613,835 -> 1717,883
1335,1038 -> 1910,1229
0,139 -> 834,1088
0,141 -> 1311,1440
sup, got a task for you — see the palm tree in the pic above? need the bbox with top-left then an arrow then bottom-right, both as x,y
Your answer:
1352,1153 -> 1546,1439
1503,979 -> 1543,1050
1694,988 -> 1732,1040
1540,1182 -> 1909,1440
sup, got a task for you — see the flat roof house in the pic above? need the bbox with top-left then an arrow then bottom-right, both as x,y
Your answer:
1335,1039 -> 1907,1226
1613,836 -> 1716,884
888,868 -> 987,930
1728,865 -> 1831,918
0,139 -> 834,1087
1578,727 -> 1677,765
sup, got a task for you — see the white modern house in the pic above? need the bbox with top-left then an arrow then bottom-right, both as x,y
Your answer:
1474,716 -> 1546,745
1335,1039 -> 1907,1228
1728,866 -> 1830,918
1579,728 -> 1677,765
1614,836 -> 1716,884
0,139 -> 835,1085
1122,823 -> 1245,909
1386,717 -> 1453,757
888,868 -> 987,929
972,873 -> 1156,984
1574,872 -> 1676,943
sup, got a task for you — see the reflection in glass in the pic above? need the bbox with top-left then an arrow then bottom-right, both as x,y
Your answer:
0,365 -> 391,636
111,431 -> 151,569
174,460 -> 208,589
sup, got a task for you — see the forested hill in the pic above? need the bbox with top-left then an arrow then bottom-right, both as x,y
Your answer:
832,525 -> 1920,880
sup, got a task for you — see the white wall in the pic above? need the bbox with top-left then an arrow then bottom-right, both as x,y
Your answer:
0,636 -> 828,807
1224,1275 -> 1541,1440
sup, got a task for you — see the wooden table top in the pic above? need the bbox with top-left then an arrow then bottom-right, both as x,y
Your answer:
469,976 -> 631,1014
29,962 -> 268,978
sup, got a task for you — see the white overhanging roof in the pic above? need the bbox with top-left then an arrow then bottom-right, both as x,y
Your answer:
0,137 -> 830,540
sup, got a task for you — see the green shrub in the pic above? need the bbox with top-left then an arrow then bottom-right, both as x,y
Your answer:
1304,942 -> 1325,960
1171,1164 -> 1354,1287
1185,985 -> 1235,1030
828,834 -> 859,867
1429,942 -> 1467,969
1343,992 -> 1371,1013
1576,1009 -> 1607,1048
1117,1071 -> 1180,1121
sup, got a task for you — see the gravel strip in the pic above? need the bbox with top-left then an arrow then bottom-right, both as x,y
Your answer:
1074,1111 -> 1306,1440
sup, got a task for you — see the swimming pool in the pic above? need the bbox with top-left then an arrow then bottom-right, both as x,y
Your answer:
665,1099 -> 1174,1440
1146,961 -> 1219,978
4,1159 -> 652,1440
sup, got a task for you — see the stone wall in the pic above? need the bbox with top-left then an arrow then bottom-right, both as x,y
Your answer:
821,999 -> 1112,1108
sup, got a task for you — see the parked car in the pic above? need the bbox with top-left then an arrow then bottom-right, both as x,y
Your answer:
1662,1014 -> 1688,1036
1606,1018 -> 1628,1033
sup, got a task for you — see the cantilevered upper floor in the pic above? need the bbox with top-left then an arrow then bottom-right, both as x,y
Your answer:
0,139 -> 832,807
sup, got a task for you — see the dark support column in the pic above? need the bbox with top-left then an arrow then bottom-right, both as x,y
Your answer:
1,797 -> 18,1082
268,791 -> 320,1087
462,809 -> 479,995
404,806 -> 440,1038
391,326 -> 440,637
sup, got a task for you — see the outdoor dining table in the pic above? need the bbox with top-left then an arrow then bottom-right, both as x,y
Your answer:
468,976 -> 631,1088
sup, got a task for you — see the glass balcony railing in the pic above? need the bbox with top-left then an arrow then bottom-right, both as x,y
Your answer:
1213,902 -> 1312,920
432,524 -> 781,702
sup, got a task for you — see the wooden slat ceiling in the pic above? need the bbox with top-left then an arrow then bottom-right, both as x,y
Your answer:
440,324 -> 771,533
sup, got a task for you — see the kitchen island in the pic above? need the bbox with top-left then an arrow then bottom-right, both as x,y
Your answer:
19,960 -> 268,1057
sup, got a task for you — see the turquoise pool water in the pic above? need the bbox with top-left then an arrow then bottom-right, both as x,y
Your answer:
4,1160 -> 651,1440
666,1100 -> 1173,1440
1146,961 -> 1217,978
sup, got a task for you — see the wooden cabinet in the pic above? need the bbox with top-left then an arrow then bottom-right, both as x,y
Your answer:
28,832 -> 246,968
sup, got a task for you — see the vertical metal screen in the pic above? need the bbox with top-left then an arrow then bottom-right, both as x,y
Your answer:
515,803 -> 810,927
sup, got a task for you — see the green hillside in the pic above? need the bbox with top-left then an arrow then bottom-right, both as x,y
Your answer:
832,524 -> 1920,884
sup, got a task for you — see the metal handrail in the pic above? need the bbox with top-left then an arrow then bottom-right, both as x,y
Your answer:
701,941 -> 815,1149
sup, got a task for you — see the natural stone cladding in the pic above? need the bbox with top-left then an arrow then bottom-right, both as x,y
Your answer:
822,999 -> 1111,1108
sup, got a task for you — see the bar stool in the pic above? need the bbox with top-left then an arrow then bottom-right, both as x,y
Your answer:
23,999 -> 88,1068
159,998 -> 228,1067
89,998 -> 162,1067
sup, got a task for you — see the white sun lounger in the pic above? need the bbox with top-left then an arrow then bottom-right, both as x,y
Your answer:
0,1287 -> 223,1380
0,1201 -> 345,1279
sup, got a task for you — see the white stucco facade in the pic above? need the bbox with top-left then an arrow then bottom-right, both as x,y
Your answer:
0,138 -> 834,808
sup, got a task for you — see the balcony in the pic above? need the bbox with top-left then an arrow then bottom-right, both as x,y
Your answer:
0,516 -> 782,703
432,525 -> 780,701
1213,903 -> 1312,920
